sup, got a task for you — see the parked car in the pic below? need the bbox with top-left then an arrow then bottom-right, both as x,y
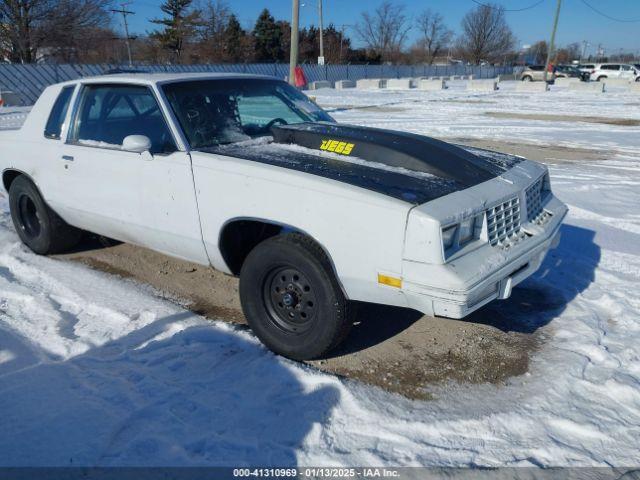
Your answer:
589,63 -> 640,82
519,65 -> 555,82
554,65 -> 583,79
0,73 -> 567,360
577,63 -> 595,80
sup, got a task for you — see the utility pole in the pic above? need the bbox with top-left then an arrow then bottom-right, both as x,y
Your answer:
111,3 -> 135,67
318,0 -> 324,64
289,0 -> 300,86
580,40 -> 590,63
543,0 -> 562,83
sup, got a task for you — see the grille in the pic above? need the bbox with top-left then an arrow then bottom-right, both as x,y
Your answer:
526,175 -> 549,223
487,196 -> 524,248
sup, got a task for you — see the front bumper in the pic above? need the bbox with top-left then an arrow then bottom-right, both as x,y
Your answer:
402,195 -> 567,319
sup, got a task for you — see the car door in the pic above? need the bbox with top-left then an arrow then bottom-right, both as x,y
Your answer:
50,83 -> 209,265
606,65 -> 621,78
620,65 -> 634,80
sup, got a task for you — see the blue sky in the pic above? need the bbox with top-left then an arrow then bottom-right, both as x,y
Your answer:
122,0 -> 640,55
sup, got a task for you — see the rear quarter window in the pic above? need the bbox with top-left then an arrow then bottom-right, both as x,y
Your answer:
44,86 -> 75,139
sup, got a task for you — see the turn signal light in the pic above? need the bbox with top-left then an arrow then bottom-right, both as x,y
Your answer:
378,273 -> 402,288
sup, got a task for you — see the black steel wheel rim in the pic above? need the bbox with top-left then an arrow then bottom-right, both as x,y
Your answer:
17,194 -> 42,239
262,266 -> 317,334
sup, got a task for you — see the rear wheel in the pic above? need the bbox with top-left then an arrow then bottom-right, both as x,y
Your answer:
8,175 -> 82,254
239,233 -> 353,360
597,76 -> 607,82
522,75 -> 533,82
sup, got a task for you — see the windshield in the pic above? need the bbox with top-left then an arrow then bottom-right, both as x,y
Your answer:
162,78 -> 334,149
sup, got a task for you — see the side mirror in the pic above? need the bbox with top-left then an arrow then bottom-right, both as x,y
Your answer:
122,135 -> 152,153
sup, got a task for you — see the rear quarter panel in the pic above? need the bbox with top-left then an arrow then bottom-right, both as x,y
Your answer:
1,84 -> 66,196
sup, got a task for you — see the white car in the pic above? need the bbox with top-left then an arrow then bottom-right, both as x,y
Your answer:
0,73 -> 567,359
589,63 -> 640,82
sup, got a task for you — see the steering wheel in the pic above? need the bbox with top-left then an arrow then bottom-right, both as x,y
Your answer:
266,118 -> 288,131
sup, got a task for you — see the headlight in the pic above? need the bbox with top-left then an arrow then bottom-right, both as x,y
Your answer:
458,216 -> 476,245
441,215 -> 481,256
441,225 -> 457,249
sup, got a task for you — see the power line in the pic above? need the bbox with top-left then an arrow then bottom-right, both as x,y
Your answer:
470,0 -> 545,12
579,0 -> 640,23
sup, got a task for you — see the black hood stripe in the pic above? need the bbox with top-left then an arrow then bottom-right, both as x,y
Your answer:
203,123 -> 522,205
271,123 -> 516,184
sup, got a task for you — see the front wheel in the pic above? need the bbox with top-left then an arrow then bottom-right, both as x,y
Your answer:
8,175 -> 82,254
239,233 -> 353,360
521,76 -> 533,82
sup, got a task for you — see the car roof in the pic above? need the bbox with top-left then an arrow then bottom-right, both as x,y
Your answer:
56,72 -> 278,87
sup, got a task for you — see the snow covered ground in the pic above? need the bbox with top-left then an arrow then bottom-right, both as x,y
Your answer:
1,84 -> 640,468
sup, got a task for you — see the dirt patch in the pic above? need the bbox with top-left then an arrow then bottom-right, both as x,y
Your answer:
449,137 -> 611,164
484,111 -> 640,127
57,236 -> 543,400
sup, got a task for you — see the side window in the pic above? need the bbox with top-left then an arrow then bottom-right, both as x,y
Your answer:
71,84 -> 177,154
44,86 -> 75,139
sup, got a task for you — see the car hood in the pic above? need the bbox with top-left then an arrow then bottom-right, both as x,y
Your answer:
201,122 -> 523,205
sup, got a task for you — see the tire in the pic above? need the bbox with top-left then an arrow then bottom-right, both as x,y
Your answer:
239,232 -> 353,360
522,76 -> 533,82
597,76 -> 607,82
8,175 -> 82,254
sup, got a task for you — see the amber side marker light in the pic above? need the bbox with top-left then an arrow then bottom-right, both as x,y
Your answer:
378,273 -> 402,288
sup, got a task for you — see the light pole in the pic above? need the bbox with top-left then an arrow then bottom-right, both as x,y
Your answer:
289,0 -> 300,86
318,0 -> 324,64
302,1 -> 325,65
543,0 -> 562,83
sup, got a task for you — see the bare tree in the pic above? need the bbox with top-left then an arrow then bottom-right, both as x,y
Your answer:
0,0 -> 112,63
458,3 -> 515,64
355,1 -> 410,62
554,42 -> 580,64
415,9 -> 452,64
42,0 -> 113,62
200,1 -> 229,40
529,40 -> 548,64
0,0 -> 54,62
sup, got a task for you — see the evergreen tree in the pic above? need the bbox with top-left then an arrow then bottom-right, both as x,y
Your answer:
150,0 -> 202,62
252,8 -> 283,62
222,14 -> 245,62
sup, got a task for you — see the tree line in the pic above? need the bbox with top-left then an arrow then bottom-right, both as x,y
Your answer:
0,0 -> 635,65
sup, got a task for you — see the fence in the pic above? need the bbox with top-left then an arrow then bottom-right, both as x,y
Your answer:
0,63 -> 514,105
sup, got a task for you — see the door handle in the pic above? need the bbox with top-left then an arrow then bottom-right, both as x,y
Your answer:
61,155 -> 74,161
